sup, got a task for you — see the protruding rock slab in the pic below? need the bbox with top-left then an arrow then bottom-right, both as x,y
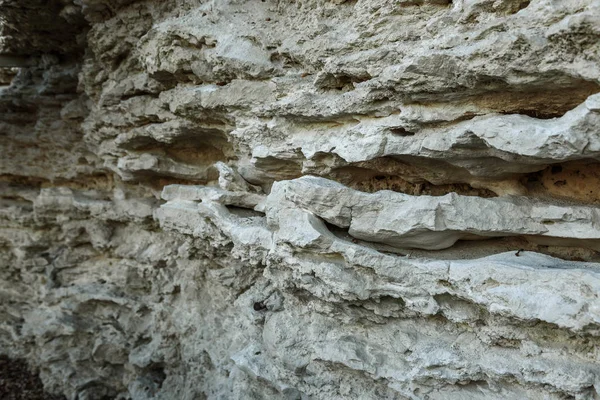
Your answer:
271,176 -> 600,250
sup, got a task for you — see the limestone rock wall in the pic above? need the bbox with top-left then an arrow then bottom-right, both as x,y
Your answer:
1,0 -> 600,399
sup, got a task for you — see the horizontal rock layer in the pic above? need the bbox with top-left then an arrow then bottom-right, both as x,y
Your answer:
1,0 -> 600,399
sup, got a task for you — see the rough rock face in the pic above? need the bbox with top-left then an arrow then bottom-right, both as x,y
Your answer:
1,0 -> 600,399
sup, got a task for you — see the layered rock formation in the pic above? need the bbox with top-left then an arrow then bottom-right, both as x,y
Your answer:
1,0 -> 600,399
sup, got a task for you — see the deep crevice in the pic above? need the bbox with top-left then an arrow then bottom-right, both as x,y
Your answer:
387,127 -> 415,136
322,220 -> 600,262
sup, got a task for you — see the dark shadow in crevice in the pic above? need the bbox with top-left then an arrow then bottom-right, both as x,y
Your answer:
387,127 -> 415,136
224,205 -> 265,218
314,72 -> 372,92
322,219 -> 600,263
327,162 -> 497,198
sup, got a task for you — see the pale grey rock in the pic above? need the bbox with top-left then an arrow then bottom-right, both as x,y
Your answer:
271,175 -> 600,250
155,179 -> 600,399
161,184 -> 265,210
237,93 -> 600,194
3,0 -> 600,399
215,161 -> 263,194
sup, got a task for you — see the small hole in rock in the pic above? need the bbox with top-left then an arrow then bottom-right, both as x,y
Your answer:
551,165 -> 563,174
388,127 -> 415,136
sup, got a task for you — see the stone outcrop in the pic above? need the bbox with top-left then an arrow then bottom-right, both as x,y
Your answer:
1,0 -> 600,399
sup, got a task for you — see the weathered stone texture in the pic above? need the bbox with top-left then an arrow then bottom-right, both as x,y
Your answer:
1,0 -> 600,399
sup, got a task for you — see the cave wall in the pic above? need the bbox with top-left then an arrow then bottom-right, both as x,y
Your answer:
1,0 -> 600,399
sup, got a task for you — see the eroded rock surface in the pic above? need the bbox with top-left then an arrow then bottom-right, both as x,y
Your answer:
2,0 -> 600,399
